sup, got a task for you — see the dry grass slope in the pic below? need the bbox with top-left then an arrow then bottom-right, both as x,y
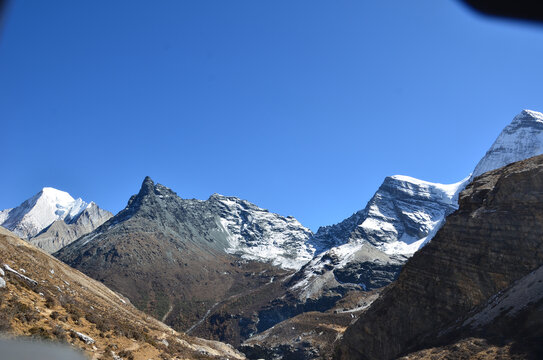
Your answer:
0,227 -> 244,360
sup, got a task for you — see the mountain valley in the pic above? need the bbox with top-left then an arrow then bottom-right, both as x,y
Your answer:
1,109 -> 543,359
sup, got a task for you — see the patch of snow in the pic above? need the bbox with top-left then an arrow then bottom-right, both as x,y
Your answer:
71,331 -> 95,345
212,195 -> 315,269
4,264 -> 38,286
472,109 -> 543,178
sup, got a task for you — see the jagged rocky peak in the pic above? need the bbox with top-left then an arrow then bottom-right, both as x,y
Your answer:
127,176 -> 175,205
472,109 -> 543,178
0,187 -> 111,244
357,175 -> 467,254
310,174 -> 467,256
287,175 -> 467,314
71,176 -> 314,270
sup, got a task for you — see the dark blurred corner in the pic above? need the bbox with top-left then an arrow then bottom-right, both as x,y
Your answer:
0,0 -> 10,40
461,0 -> 543,22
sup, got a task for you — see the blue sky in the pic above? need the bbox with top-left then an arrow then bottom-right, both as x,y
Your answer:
1,0 -> 542,230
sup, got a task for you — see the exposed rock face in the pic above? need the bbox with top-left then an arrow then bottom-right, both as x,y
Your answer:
336,154 -> 543,360
29,203 -> 112,253
472,109 -> 543,178
54,177 -> 307,337
207,194 -> 314,269
0,188 -> 112,253
289,242 -> 404,301
399,263 -> 543,359
287,175 -> 466,313
310,175 -> 466,255
303,109 -> 543,301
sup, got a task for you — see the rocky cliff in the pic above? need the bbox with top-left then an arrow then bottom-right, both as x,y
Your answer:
335,154 -> 543,360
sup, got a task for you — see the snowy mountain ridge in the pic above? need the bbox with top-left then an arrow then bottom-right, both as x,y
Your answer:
310,175 -> 468,257
210,193 -> 315,269
292,109 -> 543,300
472,109 -> 543,178
0,187 -> 112,253
1,187 -> 92,239
290,175 -> 468,300
67,177 -> 314,270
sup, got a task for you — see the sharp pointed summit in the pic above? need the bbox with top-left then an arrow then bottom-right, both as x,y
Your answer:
0,187 -> 112,251
472,109 -> 543,178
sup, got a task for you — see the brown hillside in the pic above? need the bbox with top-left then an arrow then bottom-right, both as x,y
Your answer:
0,227 -> 244,360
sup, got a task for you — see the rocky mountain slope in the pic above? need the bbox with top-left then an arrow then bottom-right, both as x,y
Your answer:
0,226 -> 244,360
287,175 -> 467,313
291,109 -> 543,313
0,187 -> 112,253
240,290 -> 380,360
396,264 -> 543,359
310,175 -> 467,255
335,154 -> 543,360
54,177 -> 312,339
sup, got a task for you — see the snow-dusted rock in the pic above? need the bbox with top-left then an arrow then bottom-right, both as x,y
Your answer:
209,194 -> 314,269
1,188 -> 83,238
71,330 -> 95,345
4,264 -> 38,286
292,109 -> 543,302
0,188 -> 112,253
472,109 -> 543,179
310,175 -> 468,257
288,175 -> 468,303
62,177 -> 314,270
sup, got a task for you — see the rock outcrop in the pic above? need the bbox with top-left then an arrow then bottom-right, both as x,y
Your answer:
335,154 -> 543,360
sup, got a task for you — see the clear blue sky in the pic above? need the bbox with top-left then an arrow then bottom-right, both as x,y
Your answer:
1,1 -> 542,230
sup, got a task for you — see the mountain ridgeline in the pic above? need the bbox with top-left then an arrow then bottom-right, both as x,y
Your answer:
336,154 -> 543,360
54,177 -> 312,339
3,109 -> 543,359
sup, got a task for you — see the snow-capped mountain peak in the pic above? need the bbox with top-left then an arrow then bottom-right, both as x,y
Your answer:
1,187 -> 91,239
309,174 -> 468,256
472,109 -> 543,178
